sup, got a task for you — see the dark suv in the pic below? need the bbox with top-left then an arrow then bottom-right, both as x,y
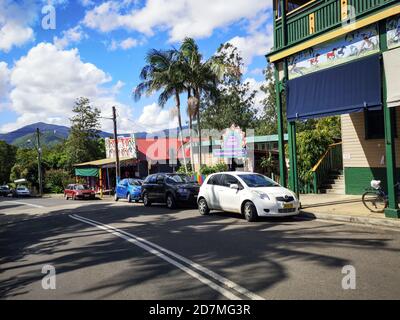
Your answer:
141,173 -> 200,209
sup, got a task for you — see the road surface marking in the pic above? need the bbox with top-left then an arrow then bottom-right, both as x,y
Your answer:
2,201 -> 44,208
70,214 -> 264,300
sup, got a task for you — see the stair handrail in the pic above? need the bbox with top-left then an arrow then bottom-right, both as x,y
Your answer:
311,142 -> 343,194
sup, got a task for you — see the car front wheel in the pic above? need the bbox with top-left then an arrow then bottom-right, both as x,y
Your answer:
143,193 -> 151,207
127,193 -> 132,203
198,198 -> 210,216
166,194 -> 176,209
114,193 -> 119,202
243,201 -> 258,222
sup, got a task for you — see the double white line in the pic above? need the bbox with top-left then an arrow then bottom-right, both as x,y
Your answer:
70,214 -> 264,301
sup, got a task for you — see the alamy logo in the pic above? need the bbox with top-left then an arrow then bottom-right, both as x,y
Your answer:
41,265 -> 56,290
41,5 -> 56,30
342,265 -> 356,290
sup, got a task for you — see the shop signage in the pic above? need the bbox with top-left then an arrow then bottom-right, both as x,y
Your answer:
288,24 -> 379,80
213,125 -> 247,158
105,135 -> 137,159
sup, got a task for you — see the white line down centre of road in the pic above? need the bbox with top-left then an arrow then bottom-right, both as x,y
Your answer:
70,214 -> 264,301
3,201 -> 44,208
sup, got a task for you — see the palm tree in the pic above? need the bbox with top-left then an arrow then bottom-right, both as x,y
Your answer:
134,49 -> 188,173
179,38 -> 240,170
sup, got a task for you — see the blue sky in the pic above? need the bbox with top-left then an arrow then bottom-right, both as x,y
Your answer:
0,0 -> 273,133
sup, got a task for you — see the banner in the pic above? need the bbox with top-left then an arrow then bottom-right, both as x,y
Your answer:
213,125 -> 247,159
288,24 -> 379,80
387,14 -> 400,50
105,135 -> 137,159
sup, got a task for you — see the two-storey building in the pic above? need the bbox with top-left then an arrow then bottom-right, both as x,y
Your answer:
267,0 -> 400,218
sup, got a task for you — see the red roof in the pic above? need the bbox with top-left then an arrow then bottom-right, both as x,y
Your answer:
136,138 -> 190,161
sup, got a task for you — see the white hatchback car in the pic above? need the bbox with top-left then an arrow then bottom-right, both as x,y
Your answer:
197,172 -> 300,222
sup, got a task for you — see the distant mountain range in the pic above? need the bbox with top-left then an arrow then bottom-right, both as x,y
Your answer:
0,122 -> 186,147
0,122 -> 113,147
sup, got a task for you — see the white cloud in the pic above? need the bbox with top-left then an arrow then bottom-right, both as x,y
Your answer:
83,0 -> 273,42
227,18 -> 273,67
53,26 -> 87,49
0,61 -> 11,111
0,1 -> 35,52
244,77 -> 266,117
1,42 -> 177,134
136,103 -> 178,133
108,37 -> 140,51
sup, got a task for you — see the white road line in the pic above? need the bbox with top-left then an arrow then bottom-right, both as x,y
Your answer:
70,214 -> 264,300
2,201 -> 44,208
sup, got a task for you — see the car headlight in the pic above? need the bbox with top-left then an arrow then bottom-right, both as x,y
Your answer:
253,191 -> 270,200
177,188 -> 189,194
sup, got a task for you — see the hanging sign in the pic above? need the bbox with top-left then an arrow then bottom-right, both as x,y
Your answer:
213,125 -> 247,158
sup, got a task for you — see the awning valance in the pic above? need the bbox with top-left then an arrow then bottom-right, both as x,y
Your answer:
383,47 -> 400,108
75,168 -> 99,177
287,54 -> 382,121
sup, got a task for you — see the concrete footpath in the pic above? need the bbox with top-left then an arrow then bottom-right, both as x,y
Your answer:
299,194 -> 400,230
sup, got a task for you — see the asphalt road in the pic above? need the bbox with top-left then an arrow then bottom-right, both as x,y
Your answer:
1,197 -> 400,300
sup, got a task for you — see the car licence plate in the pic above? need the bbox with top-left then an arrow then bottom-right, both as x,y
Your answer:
283,203 -> 294,209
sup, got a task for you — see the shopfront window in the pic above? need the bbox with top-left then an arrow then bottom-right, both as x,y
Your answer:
365,109 -> 397,140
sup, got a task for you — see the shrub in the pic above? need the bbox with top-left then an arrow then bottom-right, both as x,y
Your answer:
44,169 -> 74,193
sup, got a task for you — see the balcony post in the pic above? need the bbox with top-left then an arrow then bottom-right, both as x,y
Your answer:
379,21 -> 400,218
275,65 -> 287,187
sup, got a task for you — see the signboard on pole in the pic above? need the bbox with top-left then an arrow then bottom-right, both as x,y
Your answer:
105,135 -> 137,159
213,125 -> 247,158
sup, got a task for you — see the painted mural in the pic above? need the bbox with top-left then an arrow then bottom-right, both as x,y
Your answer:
105,135 -> 137,159
213,125 -> 247,158
288,24 -> 379,80
387,14 -> 400,49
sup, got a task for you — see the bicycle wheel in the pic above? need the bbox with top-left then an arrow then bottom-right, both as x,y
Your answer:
362,192 -> 387,213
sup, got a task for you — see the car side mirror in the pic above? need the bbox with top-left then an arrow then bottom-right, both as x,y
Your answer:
230,184 -> 239,190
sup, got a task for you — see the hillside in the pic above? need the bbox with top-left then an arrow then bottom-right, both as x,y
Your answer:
0,122 -> 113,146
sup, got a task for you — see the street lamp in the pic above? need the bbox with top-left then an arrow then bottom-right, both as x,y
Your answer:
27,128 -> 43,197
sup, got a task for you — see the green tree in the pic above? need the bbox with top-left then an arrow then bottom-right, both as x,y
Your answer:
201,44 -> 257,131
10,148 -> 38,186
134,49 -> 189,172
64,97 -> 105,171
179,39 -> 239,168
0,141 -> 17,184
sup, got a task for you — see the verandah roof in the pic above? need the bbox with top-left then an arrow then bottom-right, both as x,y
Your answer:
287,54 -> 382,121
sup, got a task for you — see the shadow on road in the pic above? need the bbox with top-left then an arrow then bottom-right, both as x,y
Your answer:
0,202 -> 398,299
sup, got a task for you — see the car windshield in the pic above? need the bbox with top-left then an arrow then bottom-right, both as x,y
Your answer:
166,175 -> 194,184
17,186 -> 27,190
128,179 -> 142,186
76,185 -> 90,190
238,174 -> 280,188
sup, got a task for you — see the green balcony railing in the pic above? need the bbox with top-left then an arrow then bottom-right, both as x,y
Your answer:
274,0 -> 398,51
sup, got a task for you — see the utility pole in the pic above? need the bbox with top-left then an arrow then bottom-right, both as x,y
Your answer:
36,128 -> 43,196
112,106 -> 120,184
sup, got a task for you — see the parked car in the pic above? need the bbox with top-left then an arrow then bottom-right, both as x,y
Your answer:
0,185 -> 12,197
141,173 -> 200,209
115,178 -> 143,203
64,184 -> 95,200
197,172 -> 300,222
14,185 -> 31,197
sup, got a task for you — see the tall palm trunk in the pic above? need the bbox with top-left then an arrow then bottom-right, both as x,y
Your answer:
195,89 -> 202,169
175,93 -> 188,174
189,116 -> 195,172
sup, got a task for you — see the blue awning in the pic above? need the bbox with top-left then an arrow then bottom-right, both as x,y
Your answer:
287,54 -> 382,122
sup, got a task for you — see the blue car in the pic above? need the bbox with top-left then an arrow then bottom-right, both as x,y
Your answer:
115,178 -> 143,203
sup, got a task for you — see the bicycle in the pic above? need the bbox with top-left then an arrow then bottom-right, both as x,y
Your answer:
362,180 -> 400,213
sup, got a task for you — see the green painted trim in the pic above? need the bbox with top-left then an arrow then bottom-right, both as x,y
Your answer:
275,66 -> 287,187
384,208 -> 400,219
344,167 -> 400,195
75,168 -> 99,178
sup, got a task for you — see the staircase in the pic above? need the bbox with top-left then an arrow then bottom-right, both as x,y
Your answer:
320,171 -> 345,194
